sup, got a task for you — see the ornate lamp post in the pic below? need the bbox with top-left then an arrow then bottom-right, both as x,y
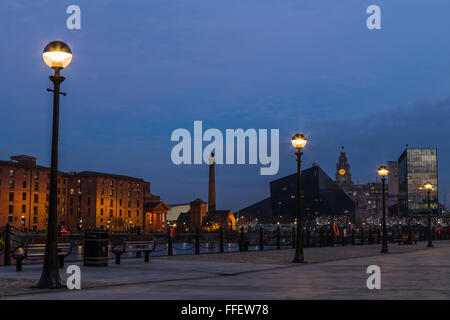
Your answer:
36,41 -> 72,289
378,166 -> 389,253
424,182 -> 434,248
291,134 -> 307,263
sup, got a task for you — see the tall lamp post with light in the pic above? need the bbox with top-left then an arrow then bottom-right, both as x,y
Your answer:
291,134 -> 307,263
378,166 -> 389,253
424,182 -> 434,248
36,41 -> 72,288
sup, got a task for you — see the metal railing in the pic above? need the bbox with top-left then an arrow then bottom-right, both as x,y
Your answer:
1,224 -> 449,266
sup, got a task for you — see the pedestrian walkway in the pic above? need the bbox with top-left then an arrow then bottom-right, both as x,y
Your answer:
1,241 -> 449,299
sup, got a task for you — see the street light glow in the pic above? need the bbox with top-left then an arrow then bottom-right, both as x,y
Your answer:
424,182 -> 433,190
43,41 -> 72,69
377,166 -> 389,177
291,134 -> 307,149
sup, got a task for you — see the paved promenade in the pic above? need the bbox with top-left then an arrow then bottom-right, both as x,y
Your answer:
1,241 -> 449,299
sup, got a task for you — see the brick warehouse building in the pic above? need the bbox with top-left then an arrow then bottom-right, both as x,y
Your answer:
0,155 -> 169,232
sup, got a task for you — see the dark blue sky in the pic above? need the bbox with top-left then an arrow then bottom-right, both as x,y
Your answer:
1,0 -> 449,211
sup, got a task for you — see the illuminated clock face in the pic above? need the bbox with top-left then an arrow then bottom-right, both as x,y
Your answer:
339,169 -> 346,175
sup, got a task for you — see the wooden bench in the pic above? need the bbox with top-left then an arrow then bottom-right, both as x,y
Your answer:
111,240 -> 155,264
11,242 -> 72,271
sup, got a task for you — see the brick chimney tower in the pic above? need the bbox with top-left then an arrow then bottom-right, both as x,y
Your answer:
208,152 -> 216,213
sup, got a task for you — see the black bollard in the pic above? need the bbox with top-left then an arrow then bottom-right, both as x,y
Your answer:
341,228 -> 345,246
4,223 -> 11,266
195,227 -> 200,255
319,228 -> 324,247
351,228 -> 355,245
360,228 -> 364,245
259,226 -> 264,251
219,227 -> 224,253
330,227 -> 335,246
239,226 -> 245,252
291,226 -> 295,249
168,227 -> 173,256
276,226 -> 281,250
306,227 -> 310,248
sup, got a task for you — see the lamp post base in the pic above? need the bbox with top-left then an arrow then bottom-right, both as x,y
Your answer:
34,272 -> 64,289
381,247 -> 389,254
292,256 -> 307,263
427,243 -> 434,248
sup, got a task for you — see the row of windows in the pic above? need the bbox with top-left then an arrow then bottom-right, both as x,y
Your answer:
3,169 -> 48,179
2,180 -> 46,190
7,215 -> 40,223
3,171 -> 143,189
8,204 -> 141,218
98,179 -> 140,188
3,169 -> 144,187
8,192 -> 40,202
99,208 -> 140,217
6,192 -> 141,211
100,198 -> 139,206
8,204 -> 43,215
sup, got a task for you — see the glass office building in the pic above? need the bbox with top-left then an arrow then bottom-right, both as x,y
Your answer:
398,148 -> 438,216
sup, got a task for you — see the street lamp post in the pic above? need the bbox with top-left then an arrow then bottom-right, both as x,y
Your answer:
378,166 -> 389,253
291,134 -> 307,263
424,182 -> 434,248
36,41 -> 72,289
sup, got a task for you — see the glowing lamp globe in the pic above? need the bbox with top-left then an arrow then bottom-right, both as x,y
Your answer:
291,134 -> 307,149
43,41 -> 72,70
424,182 -> 433,191
377,166 -> 389,177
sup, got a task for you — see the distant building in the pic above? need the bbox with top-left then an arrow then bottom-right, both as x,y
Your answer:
239,164 -> 355,224
346,182 -> 383,222
143,201 -> 171,232
271,164 -> 355,223
333,148 -> 383,222
0,155 -> 166,232
204,210 -> 236,232
387,160 -> 400,215
166,203 -> 190,223
398,148 -> 439,216
189,198 -> 207,231
237,198 -> 272,224
174,153 -> 236,232
205,153 -> 235,231
335,146 -> 353,188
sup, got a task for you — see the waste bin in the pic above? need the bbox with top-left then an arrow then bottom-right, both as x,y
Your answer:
84,229 -> 109,266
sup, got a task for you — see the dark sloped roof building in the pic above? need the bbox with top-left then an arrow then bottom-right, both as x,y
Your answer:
239,164 -> 355,224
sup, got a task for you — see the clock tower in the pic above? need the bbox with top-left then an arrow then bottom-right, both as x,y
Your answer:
335,146 -> 353,187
